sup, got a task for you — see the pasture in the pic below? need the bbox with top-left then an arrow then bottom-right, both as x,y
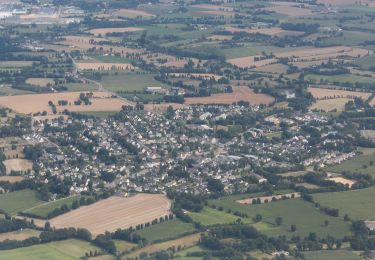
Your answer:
303,250 -> 362,260
0,239 -> 100,260
135,219 -> 196,243
313,187 -> 375,221
0,189 -> 44,216
46,194 -> 171,235
101,73 -> 168,92
187,207 -> 249,226
209,197 -> 352,238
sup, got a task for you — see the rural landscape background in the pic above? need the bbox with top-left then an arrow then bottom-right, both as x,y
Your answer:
0,0 -> 375,259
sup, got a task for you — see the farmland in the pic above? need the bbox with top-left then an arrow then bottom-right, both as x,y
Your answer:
308,87 -> 372,100
313,187 -> 375,221
0,189 -> 44,216
310,98 -> 352,112
187,207 -> 250,226
3,159 -> 33,174
303,250 -> 362,260
75,62 -> 135,71
45,194 -> 171,235
0,229 -> 40,242
100,73 -> 168,92
25,78 -> 55,87
88,27 -> 144,36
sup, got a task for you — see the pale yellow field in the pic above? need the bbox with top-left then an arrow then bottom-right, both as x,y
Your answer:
88,27 -> 144,36
112,9 -> 155,18
26,78 -> 55,87
3,159 -> 33,174
228,56 -> 277,69
0,92 -> 131,115
311,98 -> 352,112
265,5 -> 313,17
47,194 -> 171,235
0,229 -> 40,242
225,26 -> 304,37
0,176 -> 25,183
75,62 -> 135,71
327,177 -> 356,187
236,192 -> 300,205
308,87 -> 372,100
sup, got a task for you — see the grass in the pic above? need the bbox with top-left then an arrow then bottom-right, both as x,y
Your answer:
0,229 -> 40,242
65,82 -> 98,92
113,240 -> 137,252
89,55 -> 133,64
22,195 -> 83,219
0,85 -> 34,96
313,187 -> 375,221
0,61 -> 34,69
306,74 -> 375,85
354,54 -> 375,70
76,111 -> 118,118
173,245 -> 205,259
209,197 -> 352,239
188,207 -> 250,226
303,250 -> 362,260
0,189 -> 44,216
101,72 -> 168,92
135,219 -> 196,243
0,239 -> 100,260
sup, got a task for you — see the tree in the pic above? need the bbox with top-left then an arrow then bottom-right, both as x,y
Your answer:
275,217 -> 283,226
291,224 -> 297,232
254,214 -> 262,222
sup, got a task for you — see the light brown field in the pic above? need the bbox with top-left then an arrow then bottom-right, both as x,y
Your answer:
311,98 -> 352,112
254,63 -> 289,74
225,26 -> 304,37
327,177 -> 356,187
228,56 -> 278,69
26,78 -> 55,87
265,5 -> 313,17
47,194 -> 171,235
0,229 -> 40,242
126,233 -> 201,258
168,73 -> 223,81
0,92 -> 131,115
112,9 -> 156,18
185,86 -> 274,105
308,87 -> 372,100
0,176 -> 25,183
88,27 -> 144,36
3,159 -> 33,174
278,171 -> 308,177
75,62 -> 135,71
236,192 -> 300,205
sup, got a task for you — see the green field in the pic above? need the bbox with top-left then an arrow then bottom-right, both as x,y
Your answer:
306,74 -> 375,85
313,187 -> 375,221
303,250 -> 362,260
0,189 -> 44,215
76,111 -> 118,118
113,240 -> 137,252
101,72 -> 168,92
188,207 -> 250,226
135,219 -> 196,243
173,246 -> 205,260
326,152 -> 375,177
65,82 -> 98,92
89,55 -> 133,64
354,54 -> 375,70
209,198 -> 352,238
22,195 -> 83,219
0,239 -> 100,260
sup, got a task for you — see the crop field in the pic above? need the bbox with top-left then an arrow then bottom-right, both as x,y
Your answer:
25,78 -> 55,87
0,189 -> 44,215
0,229 -> 40,242
308,87 -> 372,100
265,5 -> 313,17
307,74 -> 375,85
0,92 -> 131,115
101,73 -> 168,92
126,233 -> 201,258
112,9 -> 155,18
236,192 -> 301,205
88,27 -> 144,36
22,195 -> 84,219
46,194 -> 171,235
184,86 -> 274,105
0,176 -> 24,183
187,207 -> 250,226
135,219 -> 196,243
0,239 -> 100,260
225,26 -> 304,37
313,187 -> 375,221
310,98 -> 352,112
209,198 -> 351,238
3,159 -> 33,174
0,61 -> 34,69
75,62 -> 135,71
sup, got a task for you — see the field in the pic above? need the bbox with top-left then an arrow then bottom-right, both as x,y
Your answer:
0,229 -> 40,242
126,233 -> 201,258
0,239 -> 100,260
307,74 -> 375,85
22,195 -> 83,219
0,61 -> 34,69
0,176 -> 24,183
236,192 -> 301,204
75,62 -> 135,71
112,9 -> 155,18
88,27 -> 144,36
0,189 -> 44,215
101,73 -> 168,92
313,187 -> 375,221
25,78 -> 55,87
184,86 -> 274,105
113,240 -> 137,253
0,92 -> 131,115
225,26 -> 303,37
310,98 -> 352,112
308,87 -> 372,100
135,219 -> 196,243
187,207 -> 250,226
303,250 -> 362,260
46,194 -> 171,235
3,159 -> 33,174
265,5 -> 313,17
209,197 -> 351,238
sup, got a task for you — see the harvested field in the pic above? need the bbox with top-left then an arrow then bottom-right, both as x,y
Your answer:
236,192 -> 300,205
265,5 -> 313,17
127,233 -> 201,258
308,87 -> 372,100
88,27 -> 144,36
225,26 -> 304,37
26,78 -> 55,87
75,62 -> 135,71
311,98 -> 352,112
228,56 -> 277,68
326,177 -> 356,187
3,159 -> 33,174
0,92 -> 132,115
184,86 -> 274,105
0,176 -> 24,183
0,229 -> 40,242
278,171 -> 308,177
168,73 -> 223,80
46,194 -> 171,235
112,9 -> 155,18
